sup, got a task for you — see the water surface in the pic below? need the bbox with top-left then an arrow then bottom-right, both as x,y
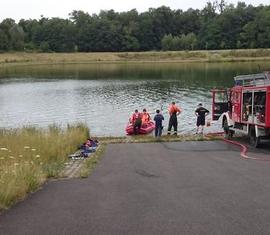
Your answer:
1,62 -> 269,136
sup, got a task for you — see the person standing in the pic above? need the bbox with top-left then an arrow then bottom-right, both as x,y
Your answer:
130,109 -> 142,135
154,109 -> 164,137
195,103 -> 209,134
167,102 -> 182,135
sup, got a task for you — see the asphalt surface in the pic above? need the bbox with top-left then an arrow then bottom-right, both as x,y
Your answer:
1,141 -> 270,235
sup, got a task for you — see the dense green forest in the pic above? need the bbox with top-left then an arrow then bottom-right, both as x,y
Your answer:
0,1 -> 269,52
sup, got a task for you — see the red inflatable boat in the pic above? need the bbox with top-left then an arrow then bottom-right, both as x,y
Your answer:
126,121 -> 155,135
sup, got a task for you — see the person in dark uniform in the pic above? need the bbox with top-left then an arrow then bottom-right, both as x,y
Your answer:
167,102 -> 182,135
154,109 -> 164,137
195,103 -> 209,134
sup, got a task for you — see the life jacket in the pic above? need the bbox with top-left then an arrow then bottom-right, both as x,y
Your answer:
142,112 -> 151,123
169,104 -> 181,116
131,112 -> 142,124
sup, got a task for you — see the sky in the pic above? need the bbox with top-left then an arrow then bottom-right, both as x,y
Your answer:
0,0 -> 269,22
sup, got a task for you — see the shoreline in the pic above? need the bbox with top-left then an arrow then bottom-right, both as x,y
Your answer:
1,49 -> 270,66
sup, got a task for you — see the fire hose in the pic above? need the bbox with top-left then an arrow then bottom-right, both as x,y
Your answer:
205,132 -> 270,161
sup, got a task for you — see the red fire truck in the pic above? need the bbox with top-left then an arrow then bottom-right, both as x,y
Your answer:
212,71 -> 270,147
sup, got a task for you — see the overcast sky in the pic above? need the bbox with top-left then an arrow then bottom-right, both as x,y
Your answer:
1,0 -> 268,22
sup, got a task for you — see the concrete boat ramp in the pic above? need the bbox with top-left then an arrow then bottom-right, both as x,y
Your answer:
1,141 -> 270,235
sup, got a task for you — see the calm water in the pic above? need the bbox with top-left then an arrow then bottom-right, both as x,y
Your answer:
0,62 -> 270,136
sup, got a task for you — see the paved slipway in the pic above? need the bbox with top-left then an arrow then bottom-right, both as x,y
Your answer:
1,141 -> 270,235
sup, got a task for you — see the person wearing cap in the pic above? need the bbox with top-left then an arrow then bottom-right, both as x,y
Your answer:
154,109 -> 164,137
167,102 -> 182,135
195,103 -> 209,134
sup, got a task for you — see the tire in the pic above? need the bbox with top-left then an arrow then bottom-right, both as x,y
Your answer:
249,126 -> 261,148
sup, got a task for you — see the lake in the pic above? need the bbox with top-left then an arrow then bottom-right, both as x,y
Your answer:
0,62 -> 270,136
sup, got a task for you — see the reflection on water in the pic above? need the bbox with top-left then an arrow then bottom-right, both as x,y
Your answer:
0,62 -> 269,136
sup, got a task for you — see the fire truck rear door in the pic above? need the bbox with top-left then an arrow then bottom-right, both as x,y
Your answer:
212,89 -> 229,121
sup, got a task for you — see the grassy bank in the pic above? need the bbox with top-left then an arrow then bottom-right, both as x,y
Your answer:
0,124 -> 89,210
1,49 -> 270,65
98,134 -> 213,144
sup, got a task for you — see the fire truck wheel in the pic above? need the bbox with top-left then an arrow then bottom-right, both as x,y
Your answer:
249,127 -> 261,148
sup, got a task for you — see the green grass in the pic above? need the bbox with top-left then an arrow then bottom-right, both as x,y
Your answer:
0,124 -> 89,210
221,49 -> 270,58
0,49 -> 270,66
98,133 -> 221,144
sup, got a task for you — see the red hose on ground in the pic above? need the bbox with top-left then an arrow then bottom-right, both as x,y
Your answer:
205,132 -> 270,161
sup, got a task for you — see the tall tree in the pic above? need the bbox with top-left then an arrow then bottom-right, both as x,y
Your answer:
241,6 -> 270,48
0,3 -> 269,52
9,25 -> 24,50
0,18 -> 16,50
0,29 -> 8,51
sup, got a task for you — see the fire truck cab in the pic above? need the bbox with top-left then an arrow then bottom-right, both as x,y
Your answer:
212,71 -> 270,147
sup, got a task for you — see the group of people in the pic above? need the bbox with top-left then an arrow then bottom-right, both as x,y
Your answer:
130,108 -> 151,135
79,139 -> 99,157
130,102 -> 210,137
69,138 -> 99,159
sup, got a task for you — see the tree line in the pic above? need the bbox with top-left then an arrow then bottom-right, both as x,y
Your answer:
0,1 -> 269,52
